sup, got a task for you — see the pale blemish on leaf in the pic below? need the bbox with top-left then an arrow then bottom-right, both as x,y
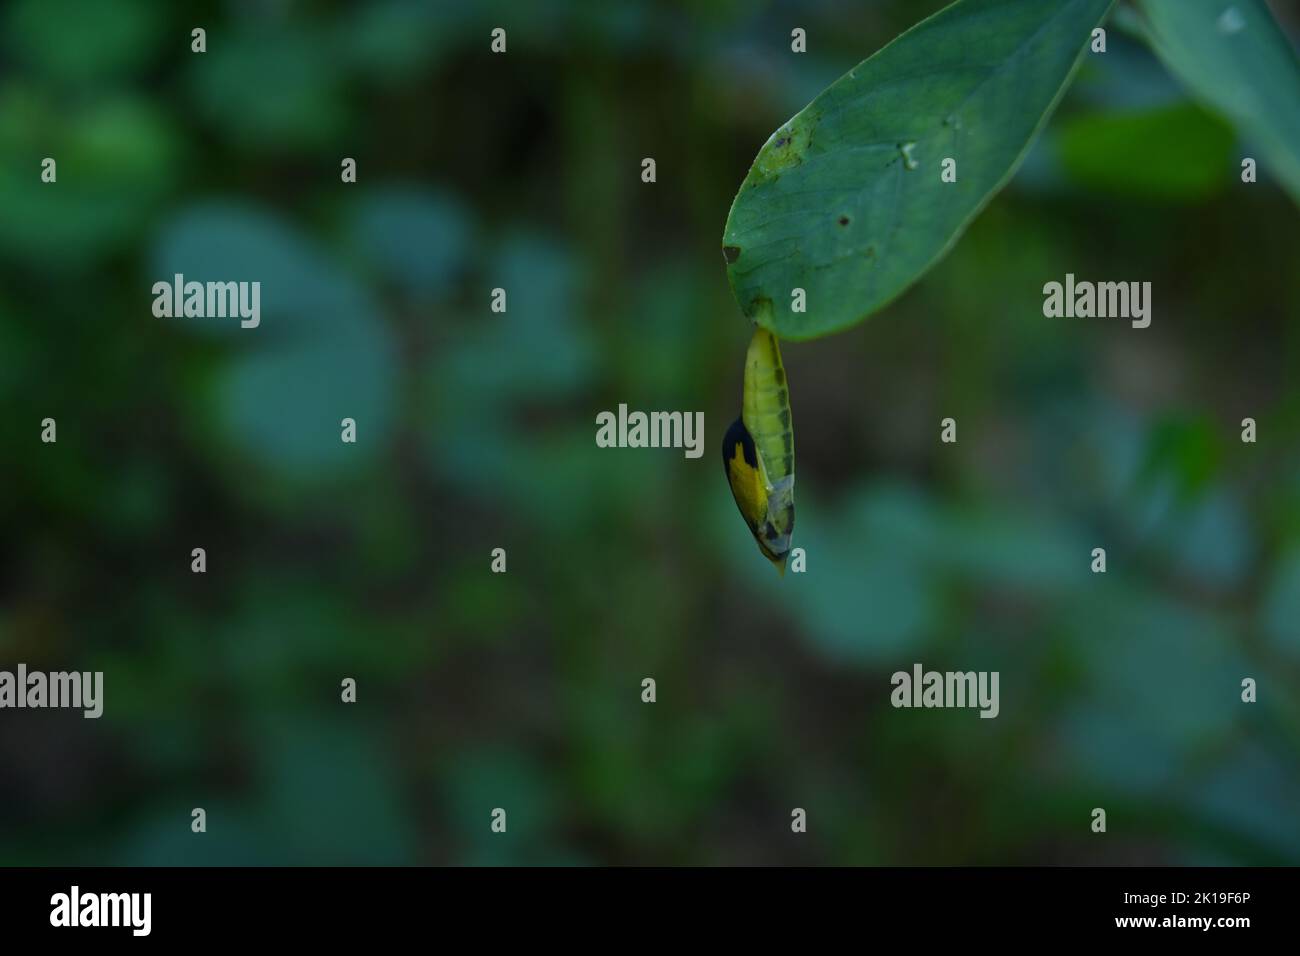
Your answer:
899,142 -> 918,170
752,111 -> 818,183
1216,6 -> 1245,34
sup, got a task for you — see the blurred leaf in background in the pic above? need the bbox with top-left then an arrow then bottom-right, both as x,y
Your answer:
1133,0 -> 1300,205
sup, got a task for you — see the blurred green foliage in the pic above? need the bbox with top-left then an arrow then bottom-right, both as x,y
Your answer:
1,0 -> 1299,866
1134,0 -> 1300,204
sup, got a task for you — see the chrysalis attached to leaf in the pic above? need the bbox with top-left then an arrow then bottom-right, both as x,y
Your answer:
722,326 -> 795,575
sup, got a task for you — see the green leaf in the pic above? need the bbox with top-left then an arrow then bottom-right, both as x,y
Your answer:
187,27 -> 348,152
1132,0 -> 1300,206
0,95 -> 180,268
723,0 -> 1114,340
345,185 -> 471,299
151,204 -> 400,474
3,0 -> 166,86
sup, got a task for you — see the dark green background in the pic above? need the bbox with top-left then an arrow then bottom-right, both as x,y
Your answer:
1,0 -> 1298,865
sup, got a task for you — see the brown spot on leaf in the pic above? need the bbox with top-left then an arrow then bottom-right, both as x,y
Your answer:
838,215 -> 850,226
723,245 -> 741,264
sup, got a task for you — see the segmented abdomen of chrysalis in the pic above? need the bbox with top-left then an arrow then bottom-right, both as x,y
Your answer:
742,326 -> 794,489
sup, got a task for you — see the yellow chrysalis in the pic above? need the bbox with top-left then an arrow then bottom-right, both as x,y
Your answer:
722,326 -> 795,574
